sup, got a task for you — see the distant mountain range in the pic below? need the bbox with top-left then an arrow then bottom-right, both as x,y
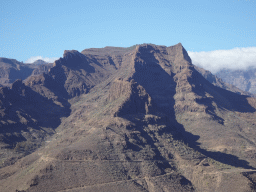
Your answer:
215,68 -> 256,94
0,58 -> 53,87
195,66 -> 252,96
31,59 -> 48,65
1,44 -> 256,191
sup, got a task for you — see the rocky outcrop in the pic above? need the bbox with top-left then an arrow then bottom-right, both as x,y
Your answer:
106,78 -> 153,116
26,49 -> 120,99
30,63 -> 53,76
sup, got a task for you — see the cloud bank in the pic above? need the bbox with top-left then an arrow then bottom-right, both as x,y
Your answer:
188,47 -> 256,74
25,56 -> 60,64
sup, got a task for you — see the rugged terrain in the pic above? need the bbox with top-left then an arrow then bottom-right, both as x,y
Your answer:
216,68 -> 256,94
0,58 -> 53,87
1,43 -> 256,191
194,66 -> 253,96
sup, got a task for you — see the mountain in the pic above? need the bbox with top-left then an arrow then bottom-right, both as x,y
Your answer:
195,66 -> 253,96
31,59 -> 48,65
1,43 -> 256,191
0,58 -> 53,87
216,68 -> 256,94
0,79 -> 70,166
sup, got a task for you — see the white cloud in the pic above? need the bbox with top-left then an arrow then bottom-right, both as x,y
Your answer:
188,47 -> 256,73
25,56 -> 60,63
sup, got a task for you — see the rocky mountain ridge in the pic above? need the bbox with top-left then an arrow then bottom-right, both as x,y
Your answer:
1,43 -> 256,191
0,58 -> 53,87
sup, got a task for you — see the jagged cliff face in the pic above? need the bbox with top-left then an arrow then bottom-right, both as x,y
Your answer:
1,44 -> 256,192
26,49 -> 120,99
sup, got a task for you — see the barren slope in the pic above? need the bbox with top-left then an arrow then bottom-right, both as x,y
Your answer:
1,44 -> 256,191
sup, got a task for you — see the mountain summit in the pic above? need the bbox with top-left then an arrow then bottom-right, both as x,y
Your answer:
1,43 -> 256,191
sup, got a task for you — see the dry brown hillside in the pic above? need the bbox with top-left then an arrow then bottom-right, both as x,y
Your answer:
1,43 -> 256,191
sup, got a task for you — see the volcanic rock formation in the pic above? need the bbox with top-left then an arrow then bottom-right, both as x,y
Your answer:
1,43 -> 256,191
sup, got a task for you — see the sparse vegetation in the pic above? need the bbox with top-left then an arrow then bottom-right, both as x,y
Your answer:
14,141 -> 41,154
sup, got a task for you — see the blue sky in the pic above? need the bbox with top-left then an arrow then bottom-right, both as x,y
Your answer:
0,0 -> 255,72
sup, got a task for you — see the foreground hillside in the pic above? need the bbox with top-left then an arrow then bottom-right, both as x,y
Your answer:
1,43 -> 256,191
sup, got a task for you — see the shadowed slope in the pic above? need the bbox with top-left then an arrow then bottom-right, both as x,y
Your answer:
194,65 -> 252,96
0,58 -> 53,87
